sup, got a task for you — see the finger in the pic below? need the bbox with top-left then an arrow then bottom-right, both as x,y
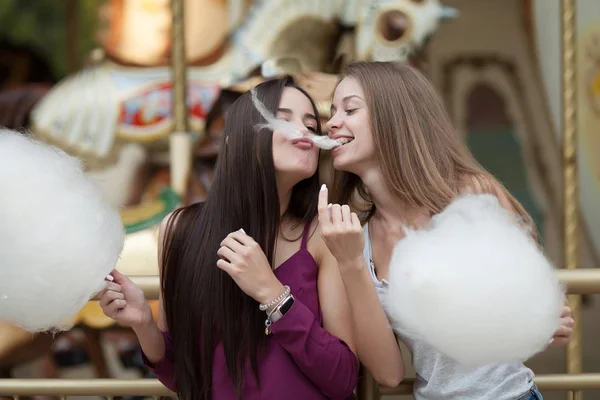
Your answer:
351,212 -> 361,228
217,246 -> 238,263
104,299 -> 127,317
220,236 -> 246,254
216,258 -> 236,276
341,205 -> 352,228
109,269 -> 128,284
96,287 -> 108,299
560,306 -> 572,318
97,282 -> 121,300
554,325 -> 572,337
331,204 -> 343,226
318,184 -> 330,217
105,282 -> 122,293
548,337 -> 570,347
227,230 -> 254,247
561,316 -> 575,328
99,290 -> 125,308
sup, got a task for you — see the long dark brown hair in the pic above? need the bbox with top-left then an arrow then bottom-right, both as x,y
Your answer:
160,76 -> 322,400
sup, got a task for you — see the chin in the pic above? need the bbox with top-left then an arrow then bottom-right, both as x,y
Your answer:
331,149 -> 372,176
277,166 -> 317,187
294,168 -> 317,182
331,155 -> 352,173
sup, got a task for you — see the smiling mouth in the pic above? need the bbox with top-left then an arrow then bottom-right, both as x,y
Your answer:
337,138 -> 353,145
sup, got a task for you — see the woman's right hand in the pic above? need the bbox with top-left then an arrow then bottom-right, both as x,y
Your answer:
317,184 -> 365,265
98,269 -> 153,329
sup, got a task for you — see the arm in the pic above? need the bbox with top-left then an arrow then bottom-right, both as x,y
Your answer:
338,257 -> 405,387
317,185 -> 404,387
267,238 -> 359,398
138,213 -> 177,391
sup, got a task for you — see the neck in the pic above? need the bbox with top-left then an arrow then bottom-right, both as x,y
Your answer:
360,168 -> 429,229
278,183 -> 292,217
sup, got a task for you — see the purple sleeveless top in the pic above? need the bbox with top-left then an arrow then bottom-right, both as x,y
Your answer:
142,221 -> 359,399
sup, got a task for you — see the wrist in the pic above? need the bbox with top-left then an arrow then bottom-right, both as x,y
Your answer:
338,256 -> 365,271
257,283 -> 287,311
131,303 -> 155,332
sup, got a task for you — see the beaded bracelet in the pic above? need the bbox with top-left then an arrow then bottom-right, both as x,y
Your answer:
266,293 -> 290,318
259,285 -> 290,311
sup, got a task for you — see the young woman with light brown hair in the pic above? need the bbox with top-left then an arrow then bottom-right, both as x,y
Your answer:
318,61 -> 573,400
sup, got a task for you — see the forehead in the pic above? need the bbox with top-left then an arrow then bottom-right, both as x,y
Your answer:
279,87 -> 314,113
333,77 -> 364,102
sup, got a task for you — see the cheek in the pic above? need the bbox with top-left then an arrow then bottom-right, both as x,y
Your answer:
272,144 -> 290,168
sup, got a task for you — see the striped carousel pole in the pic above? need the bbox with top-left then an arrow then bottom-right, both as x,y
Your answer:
560,0 -> 582,399
170,0 -> 192,202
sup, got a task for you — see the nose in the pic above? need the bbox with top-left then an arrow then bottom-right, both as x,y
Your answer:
290,120 -> 311,136
325,115 -> 342,135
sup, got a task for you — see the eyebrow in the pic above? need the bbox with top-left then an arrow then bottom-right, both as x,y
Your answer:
276,108 -> 317,121
330,95 -> 364,114
342,95 -> 363,103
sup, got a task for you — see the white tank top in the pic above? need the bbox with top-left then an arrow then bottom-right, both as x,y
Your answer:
363,223 -> 536,400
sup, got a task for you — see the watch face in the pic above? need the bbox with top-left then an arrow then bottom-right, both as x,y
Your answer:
280,297 -> 295,314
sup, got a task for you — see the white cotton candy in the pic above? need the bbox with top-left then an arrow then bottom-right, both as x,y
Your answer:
0,130 -> 125,332
250,88 -> 340,150
384,193 -> 564,367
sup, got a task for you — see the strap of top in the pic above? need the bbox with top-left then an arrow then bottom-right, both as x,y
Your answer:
363,222 -> 387,286
363,222 -> 373,262
300,220 -> 312,249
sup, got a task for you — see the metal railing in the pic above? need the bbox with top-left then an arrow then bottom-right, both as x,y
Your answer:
0,379 -> 173,397
1,269 -> 598,399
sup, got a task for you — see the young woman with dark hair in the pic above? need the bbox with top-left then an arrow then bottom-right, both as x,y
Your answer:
98,76 -> 358,400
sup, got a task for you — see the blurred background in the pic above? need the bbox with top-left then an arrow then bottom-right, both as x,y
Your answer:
0,1 -> 598,399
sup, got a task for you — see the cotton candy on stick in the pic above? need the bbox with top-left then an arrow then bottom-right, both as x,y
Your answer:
250,88 -> 340,150
383,194 -> 564,367
0,130 -> 125,332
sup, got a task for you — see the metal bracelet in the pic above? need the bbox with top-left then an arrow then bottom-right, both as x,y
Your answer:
259,285 -> 290,311
264,293 -> 293,335
266,293 -> 292,318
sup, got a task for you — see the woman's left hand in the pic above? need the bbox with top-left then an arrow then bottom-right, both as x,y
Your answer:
217,229 -> 285,305
548,302 -> 574,347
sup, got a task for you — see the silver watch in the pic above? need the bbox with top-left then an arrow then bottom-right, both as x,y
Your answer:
269,294 -> 295,323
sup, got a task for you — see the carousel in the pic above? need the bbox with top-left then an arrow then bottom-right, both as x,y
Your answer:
0,0 -> 456,388
0,0 -> 598,399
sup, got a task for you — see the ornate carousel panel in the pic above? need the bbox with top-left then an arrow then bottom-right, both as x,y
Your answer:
531,0 -> 600,259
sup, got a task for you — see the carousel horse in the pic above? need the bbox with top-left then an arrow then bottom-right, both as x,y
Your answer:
0,0 -> 457,379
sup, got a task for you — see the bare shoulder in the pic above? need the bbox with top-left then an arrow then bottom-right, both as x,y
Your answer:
460,174 -> 514,211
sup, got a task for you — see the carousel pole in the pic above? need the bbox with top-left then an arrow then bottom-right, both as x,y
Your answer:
561,1 -> 581,399
65,0 -> 78,73
170,0 -> 192,202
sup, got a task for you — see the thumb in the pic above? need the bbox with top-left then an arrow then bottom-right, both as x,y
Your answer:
108,269 -> 128,285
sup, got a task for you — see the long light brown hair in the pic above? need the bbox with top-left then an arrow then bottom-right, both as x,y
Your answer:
331,61 -> 535,233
